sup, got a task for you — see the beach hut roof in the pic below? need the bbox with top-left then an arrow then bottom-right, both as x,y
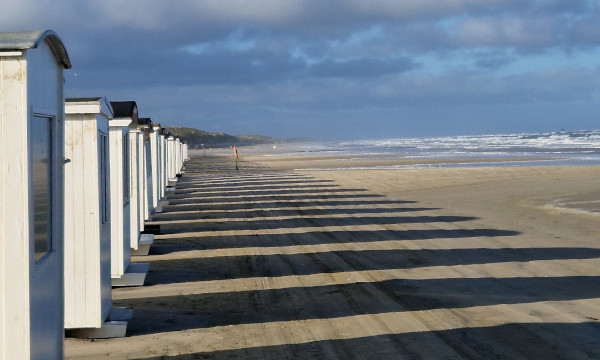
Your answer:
0,30 -> 71,69
110,101 -> 139,122
66,97 -> 114,118
137,117 -> 153,134
138,118 -> 152,126
66,97 -> 103,102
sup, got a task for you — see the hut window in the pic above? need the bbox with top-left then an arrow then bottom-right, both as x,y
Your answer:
31,115 -> 53,261
122,132 -> 130,204
99,132 -> 109,224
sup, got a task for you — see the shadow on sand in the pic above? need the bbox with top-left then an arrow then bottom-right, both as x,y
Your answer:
131,322 -> 600,360
112,156 -> 600,360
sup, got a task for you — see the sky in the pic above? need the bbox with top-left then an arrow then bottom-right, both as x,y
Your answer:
1,0 -> 599,140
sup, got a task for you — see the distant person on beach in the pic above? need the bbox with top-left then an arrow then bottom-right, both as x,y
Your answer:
234,146 -> 239,171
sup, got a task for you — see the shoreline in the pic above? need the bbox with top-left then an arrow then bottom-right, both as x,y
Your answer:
197,147 -> 594,171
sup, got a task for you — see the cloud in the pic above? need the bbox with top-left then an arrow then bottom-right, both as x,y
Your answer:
472,51 -> 516,70
570,16 -> 600,46
182,30 -> 258,55
347,0 -> 522,19
308,57 -> 419,78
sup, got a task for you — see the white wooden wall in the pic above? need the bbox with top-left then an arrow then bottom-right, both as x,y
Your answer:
27,41 -> 66,360
108,120 -> 131,278
144,136 -> 154,218
0,49 -> 32,360
141,135 -> 151,221
175,139 -> 182,175
129,129 -> 142,250
161,135 -> 168,192
149,126 -> 160,208
159,134 -> 166,198
167,137 -> 176,180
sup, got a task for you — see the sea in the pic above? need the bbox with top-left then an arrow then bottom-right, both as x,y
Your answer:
266,129 -> 600,170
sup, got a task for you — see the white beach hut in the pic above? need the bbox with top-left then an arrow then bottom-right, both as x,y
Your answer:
156,127 -> 167,201
157,129 -> 171,203
161,129 -> 172,194
107,102 -> 132,283
0,30 -> 70,360
180,141 -> 188,170
127,117 -> 155,256
109,101 -> 149,286
175,139 -> 182,177
183,142 -> 189,162
138,118 -> 154,222
166,135 -> 178,186
149,123 -> 162,211
177,140 -> 186,175
63,98 -> 130,338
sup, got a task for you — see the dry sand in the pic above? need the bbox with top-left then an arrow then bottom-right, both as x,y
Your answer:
65,153 -> 600,359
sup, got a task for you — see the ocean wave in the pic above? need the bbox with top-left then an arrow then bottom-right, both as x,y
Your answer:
341,130 -> 600,152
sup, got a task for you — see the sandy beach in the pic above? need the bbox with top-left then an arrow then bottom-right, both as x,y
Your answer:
65,152 -> 600,359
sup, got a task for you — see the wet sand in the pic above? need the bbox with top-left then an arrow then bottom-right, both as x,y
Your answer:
65,153 -> 600,359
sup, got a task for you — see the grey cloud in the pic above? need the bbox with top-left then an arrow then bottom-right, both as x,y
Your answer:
452,17 -> 558,48
76,49 -> 304,87
4,1 -> 599,56
308,57 -> 419,78
569,16 -> 600,47
472,51 -> 516,70
526,0 -> 593,15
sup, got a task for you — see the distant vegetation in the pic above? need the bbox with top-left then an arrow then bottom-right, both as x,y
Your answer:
165,127 -> 281,148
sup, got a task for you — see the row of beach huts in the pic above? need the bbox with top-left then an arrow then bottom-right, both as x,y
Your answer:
0,30 -> 189,359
